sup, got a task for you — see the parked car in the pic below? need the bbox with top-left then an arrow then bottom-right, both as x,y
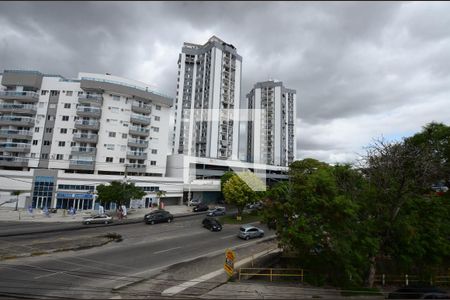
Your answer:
202,217 -> 223,231
206,206 -> 226,217
83,214 -> 113,225
238,224 -> 264,240
246,201 -> 263,210
193,203 -> 209,212
144,210 -> 174,225
387,286 -> 449,299
188,199 -> 201,206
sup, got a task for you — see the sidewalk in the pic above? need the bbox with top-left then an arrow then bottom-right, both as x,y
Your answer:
0,205 -> 199,223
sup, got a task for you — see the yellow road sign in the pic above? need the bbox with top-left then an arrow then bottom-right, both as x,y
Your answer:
224,249 -> 236,277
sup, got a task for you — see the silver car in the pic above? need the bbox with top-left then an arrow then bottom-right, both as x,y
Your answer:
83,214 -> 113,225
238,225 -> 264,240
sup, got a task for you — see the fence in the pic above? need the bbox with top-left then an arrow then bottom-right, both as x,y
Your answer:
374,273 -> 450,286
239,267 -> 304,282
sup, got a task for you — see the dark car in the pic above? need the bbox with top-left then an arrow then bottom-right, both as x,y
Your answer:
193,203 -> 209,212
387,286 -> 449,299
202,217 -> 222,231
144,210 -> 174,225
206,206 -> 226,217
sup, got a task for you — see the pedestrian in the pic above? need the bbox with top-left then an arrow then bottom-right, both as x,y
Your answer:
28,205 -> 34,218
121,204 -> 127,219
116,206 -> 122,220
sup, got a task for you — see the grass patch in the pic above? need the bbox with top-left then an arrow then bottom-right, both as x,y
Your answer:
219,211 -> 262,224
340,287 -> 382,297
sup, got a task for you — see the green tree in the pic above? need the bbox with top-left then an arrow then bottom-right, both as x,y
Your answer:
222,171 -> 265,218
156,190 -> 167,209
96,181 -> 145,207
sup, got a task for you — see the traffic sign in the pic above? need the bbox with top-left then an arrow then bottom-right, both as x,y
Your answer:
224,248 -> 236,277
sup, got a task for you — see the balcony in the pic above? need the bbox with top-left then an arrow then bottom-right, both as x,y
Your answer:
126,164 -> 146,173
0,129 -> 33,140
126,151 -> 147,160
73,133 -> 98,144
0,103 -> 37,115
74,119 -> 100,131
0,116 -> 35,127
130,114 -> 151,126
71,146 -> 96,156
69,159 -> 95,171
76,106 -> 101,118
131,101 -> 152,114
0,142 -> 31,153
0,156 -> 29,167
129,126 -> 150,137
78,94 -> 103,106
127,138 -> 148,148
0,91 -> 39,103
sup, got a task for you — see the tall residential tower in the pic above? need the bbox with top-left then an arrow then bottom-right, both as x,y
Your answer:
246,80 -> 297,166
172,36 -> 242,160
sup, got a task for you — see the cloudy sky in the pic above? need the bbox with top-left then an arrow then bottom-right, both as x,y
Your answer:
1,1 -> 450,164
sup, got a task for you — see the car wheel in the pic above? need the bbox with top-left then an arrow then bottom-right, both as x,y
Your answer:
245,236 -> 250,240
210,227 -> 214,231
104,220 -> 109,224
150,220 -> 155,225
85,221 -> 90,225
260,233 -> 264,238
168,218 -> 172,223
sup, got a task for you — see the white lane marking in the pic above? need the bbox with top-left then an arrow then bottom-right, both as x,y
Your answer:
153,246 -> 182,254
34,267 -> 83,279
161,238 -> 279,296
220,234 -> 237,240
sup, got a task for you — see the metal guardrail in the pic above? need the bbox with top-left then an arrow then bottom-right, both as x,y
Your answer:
239,267 -> 304,282
374,273 -> 450,286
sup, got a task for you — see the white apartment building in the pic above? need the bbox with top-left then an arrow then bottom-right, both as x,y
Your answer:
246,80 -> 297,166
172,36 -> 242,160
0,70 -> 178,209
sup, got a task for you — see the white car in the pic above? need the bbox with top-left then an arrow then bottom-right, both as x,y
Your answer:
83,214 -> 113,225
238,224 -> 264,240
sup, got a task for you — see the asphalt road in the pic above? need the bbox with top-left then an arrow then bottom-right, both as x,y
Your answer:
0,214 -> 272,299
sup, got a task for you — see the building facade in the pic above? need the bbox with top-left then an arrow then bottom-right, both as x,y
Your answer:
172,36 -> 242,160
246,80 -> 297,166
0,70 -> 178,209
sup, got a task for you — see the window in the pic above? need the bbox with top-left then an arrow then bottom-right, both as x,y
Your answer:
112,95 -> 120,101
56,154 -> 64,160
66,91 -> 73,96
70,142 -> 76,147
41,90 -> 48,95
62,116 -> 69,121
58,141 -> 65,147
154,116 -> 160,121
60,128 -> 67,134
155,105 -> 161,110
122,133 -> 127,139
64,103 -> 71,109
151,149 -> 157,154
43,140 -> 51,146
50,90 -> 59,96
32,140 -> 38,145
41,153 -> 49,159
45,128 -> 53,133
111,107 -> 119,113
49,104 -> 57,109
120,145 -> 127,151
153,127 -> 159,132
122,123 -> 129,127
47,115 -> 55,121
31,153 -> 36,158
78,91 -> 83,96
119,158 -> 125,163
150,161 -> 156,166
35,127 -> 40,133
109,132 -> 116,138
105,144 -> 115,150
106,157 -> 113,163
39,102 -> 45,108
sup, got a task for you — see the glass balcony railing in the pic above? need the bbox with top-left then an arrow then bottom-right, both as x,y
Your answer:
77,106 -> 101,114
71,146 -> 96,153
75,120 -> 99,126
0,104 -> 37,110
0,142 -> 31,150
129,126 -> 150,134
0,91 -> 39,99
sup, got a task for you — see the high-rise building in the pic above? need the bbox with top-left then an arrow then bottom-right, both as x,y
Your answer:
0,70 -> 172,176
172,36 -> 242,160
246,80 -> 296,166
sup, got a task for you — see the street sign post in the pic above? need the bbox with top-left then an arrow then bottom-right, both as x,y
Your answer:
224,248 -> 236,277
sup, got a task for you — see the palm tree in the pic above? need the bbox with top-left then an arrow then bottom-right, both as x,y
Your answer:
156,190 -> 166,209
10,190 -> 23,211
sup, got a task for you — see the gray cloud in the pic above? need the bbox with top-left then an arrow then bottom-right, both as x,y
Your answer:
1,1 -> 450,163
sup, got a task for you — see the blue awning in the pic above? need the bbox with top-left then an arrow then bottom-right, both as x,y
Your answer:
56,192 -> 93,199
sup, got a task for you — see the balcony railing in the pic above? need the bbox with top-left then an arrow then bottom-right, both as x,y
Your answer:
127,138 -> 148,148
0,91 -> 39,102
0,156 -> 29,167
73,133 -> 98,143
126,151 -> 147,160
76,106 -> 101,118
78,94 -> 103,106
71,146 -> 96,154
129,126 -> 150,137
0,129 -> 33,139
0,142 -> 31,152
0,115 -> 35,126
130,114 -> 151,125
0,103 -> 37,114
74,119 -> 100,130
69,159 -> 95,170
131,101 -> 152,114
126,164 -> 146,172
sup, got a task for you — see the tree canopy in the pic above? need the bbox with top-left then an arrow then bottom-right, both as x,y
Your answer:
96,181 -> 146,206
